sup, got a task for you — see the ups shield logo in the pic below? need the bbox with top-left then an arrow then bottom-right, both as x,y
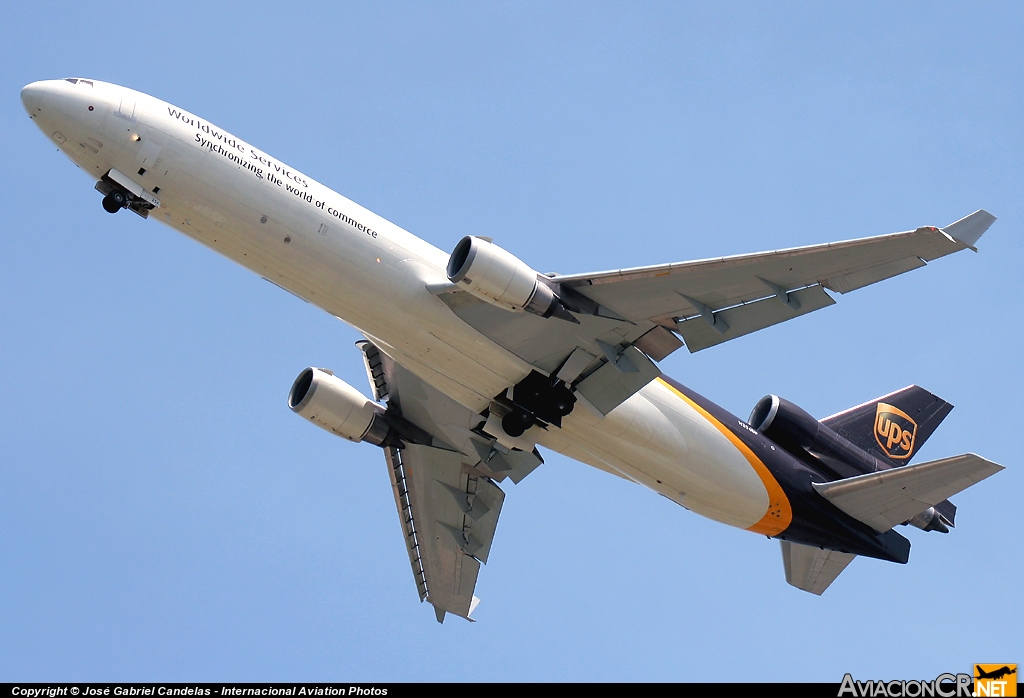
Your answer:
874,403 -> 918,460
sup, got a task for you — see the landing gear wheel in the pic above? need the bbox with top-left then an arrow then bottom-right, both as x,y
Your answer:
552,385 -> 576,417
102,190 -> 127,214
501,410 -> 533,438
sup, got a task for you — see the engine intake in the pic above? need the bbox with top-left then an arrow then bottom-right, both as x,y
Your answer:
749,394 -> 878,477
447,236 -> 576,321
751,394 -> 951,533
288,367 -> 393,446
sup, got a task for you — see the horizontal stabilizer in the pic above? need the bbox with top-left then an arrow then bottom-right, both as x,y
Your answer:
780,541 -> 857,595
813,453 -> 1004,533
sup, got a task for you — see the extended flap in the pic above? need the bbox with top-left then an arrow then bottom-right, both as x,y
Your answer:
676,285 -> 835,353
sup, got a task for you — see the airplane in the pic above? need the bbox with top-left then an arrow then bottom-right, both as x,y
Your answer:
20,77 -> 1005,623
975,666 -> 1017,681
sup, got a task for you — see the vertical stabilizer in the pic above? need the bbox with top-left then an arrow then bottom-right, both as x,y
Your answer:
820,385 -> 953,467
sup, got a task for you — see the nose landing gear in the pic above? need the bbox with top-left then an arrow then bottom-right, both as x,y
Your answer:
95,174 -> 156,219
101,189 -> 128,213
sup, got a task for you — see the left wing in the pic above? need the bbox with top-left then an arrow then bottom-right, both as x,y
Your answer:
552,209 -> 995,352
434,210 -> 994,416
358,341 -> 542,622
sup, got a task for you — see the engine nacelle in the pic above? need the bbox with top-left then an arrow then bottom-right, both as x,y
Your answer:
446,236 -> 570,320
749,394 -> 822,452
749,394 -> 878,476
907,506 -> 949,533
288,367 -> 392,446
751,394 -> 952,532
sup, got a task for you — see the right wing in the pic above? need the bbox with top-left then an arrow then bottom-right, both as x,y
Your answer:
358,340 -> 542,622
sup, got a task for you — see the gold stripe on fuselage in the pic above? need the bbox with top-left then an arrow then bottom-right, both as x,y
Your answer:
656,378 -> 792,536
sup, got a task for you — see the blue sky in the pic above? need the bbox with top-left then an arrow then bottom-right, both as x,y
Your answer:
1,2 -> 1021,682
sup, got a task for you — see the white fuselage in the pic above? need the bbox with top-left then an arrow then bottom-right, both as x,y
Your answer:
23,79 -> 780,534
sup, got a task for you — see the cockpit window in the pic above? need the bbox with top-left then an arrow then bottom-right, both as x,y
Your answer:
62,78 -> 93,87
79,79 -> 94,87
64,78 -> 78,84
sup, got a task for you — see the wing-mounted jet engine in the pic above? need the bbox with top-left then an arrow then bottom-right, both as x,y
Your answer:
445,236 -> 590,438
288,367 -> 427,448
289,348 -> 544,623
446,236 -> 578,323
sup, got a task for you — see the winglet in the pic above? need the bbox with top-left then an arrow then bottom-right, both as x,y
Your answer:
942,209 -> 997,250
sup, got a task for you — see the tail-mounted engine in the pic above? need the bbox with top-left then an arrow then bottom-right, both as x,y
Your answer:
749,394 -> 949,533
749,394 -> 885,474
446,236 -> 577,322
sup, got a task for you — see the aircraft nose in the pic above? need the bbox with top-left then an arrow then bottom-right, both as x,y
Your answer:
21,81 -> 48,115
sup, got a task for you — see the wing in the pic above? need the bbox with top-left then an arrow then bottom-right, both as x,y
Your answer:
435,211 -> 994,416
553,209 -> 996,352
358,340 -> 542,623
